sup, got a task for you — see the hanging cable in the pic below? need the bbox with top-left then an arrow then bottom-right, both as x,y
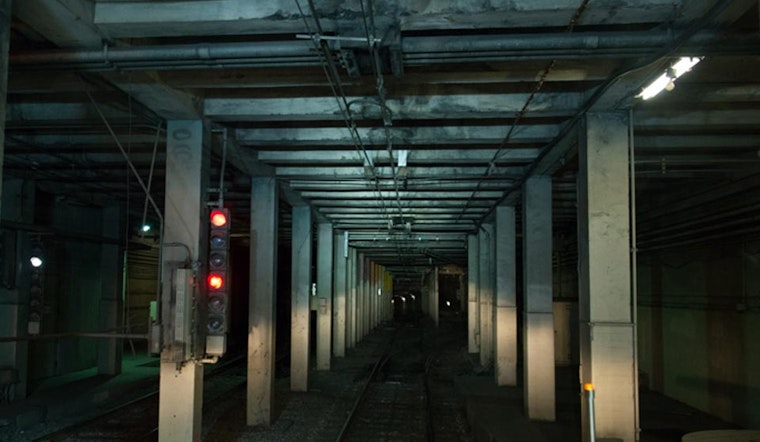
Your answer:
140,122 -> 163,235
358,0 -> 416,271
294,0 -> 394,231
456,0 -> 591,224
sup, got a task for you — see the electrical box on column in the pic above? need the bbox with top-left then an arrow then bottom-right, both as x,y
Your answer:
206,207 -> 230,357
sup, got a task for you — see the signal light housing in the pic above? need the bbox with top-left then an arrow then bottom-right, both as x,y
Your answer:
28,246 -> 44,335
206,208 -> 230,356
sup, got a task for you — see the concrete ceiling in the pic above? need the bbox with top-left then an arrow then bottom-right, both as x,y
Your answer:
5,0 -> 760,275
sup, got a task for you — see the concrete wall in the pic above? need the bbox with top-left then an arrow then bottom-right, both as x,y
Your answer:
637,240 -> 760,428
28,201 -> 106,380
126,241 -> 160,335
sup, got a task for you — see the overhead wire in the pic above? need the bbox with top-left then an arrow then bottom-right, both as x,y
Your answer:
473,0 -> 739,229
294,0 -> 395,232
455,0 -> 591,224
358,0 -> 414,270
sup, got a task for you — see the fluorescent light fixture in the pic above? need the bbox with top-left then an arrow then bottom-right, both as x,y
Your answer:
638,56 -> 703,100
141,224 -> 151,232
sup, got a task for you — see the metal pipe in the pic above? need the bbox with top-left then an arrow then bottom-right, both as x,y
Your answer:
629,109 -> 641,439
0,332 -> 149,342
9,30 -> 745,70
402,30 -> 718,53
584,383 -> 597,442
11,40 -> 315,65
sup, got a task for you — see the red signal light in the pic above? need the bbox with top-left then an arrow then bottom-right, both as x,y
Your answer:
207,273 -> 224,290
210,210 -> 228,228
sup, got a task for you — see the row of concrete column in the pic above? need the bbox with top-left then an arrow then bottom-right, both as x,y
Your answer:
467,112 -> 637,441
292,218 -> 393,390
248,198 -> 393,424
159,161 -> 395,440
157,112 -> 636,441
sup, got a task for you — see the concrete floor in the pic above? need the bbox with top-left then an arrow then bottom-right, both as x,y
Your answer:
0,316 -> 745,442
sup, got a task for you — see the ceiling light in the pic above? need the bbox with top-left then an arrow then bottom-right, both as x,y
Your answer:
30,256 -> 43,268
637,57 -> 703,100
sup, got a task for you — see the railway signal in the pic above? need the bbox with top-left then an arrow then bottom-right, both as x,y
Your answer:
28,244 -> 44,335
206,208 -> 230,356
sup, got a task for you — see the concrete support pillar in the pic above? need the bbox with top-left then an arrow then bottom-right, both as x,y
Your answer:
0,180 -> 33,401
384,268 -> 391,321
495,205 -> 517,386
431,267 -> 439,327
333,231 -> 347,358
386,272 -> 394,320
98,205 -> 123,376
356,253 -> 365,341
523,176 -> 555,421
369,262 -> 380,330
0,1 -> 18,399
316,223 -> 333,370
247,176 -> 278,426
290,206 -> 312,391
578,112 -> 637,442
467,234 -> 480,353
347,248 -> 357,348
159,120 -> 207,442
478,224 -> 494,367
362,256 -> 372,338
367,260 -> 377,334
0,0 -> 8,202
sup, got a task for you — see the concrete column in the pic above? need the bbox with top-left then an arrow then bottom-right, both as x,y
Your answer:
458,274 -> 466,314
0,1 -> 19,399
333,231 -> 347,357
578,112 -> 637,441
0,0 -> 8,201
523,176 -> 555,421
347,248 -> 357,348
356,253 -> 365,340
467,234 -> 480,353
386,271 -> 393,320
159,120 -> 207,442
0,180 -> 33,401
291,206 -> 312,391
431,267 -> 439,327
495,205 -> 517,386
247,176 -> 278,426
478,224 -> 494,367
316,223 -> 333,370
369,262 -> 378,330
362,256 -> 370,337
98,205 -> 123,376
377,265 -> 382,325
367,260 -> 377,334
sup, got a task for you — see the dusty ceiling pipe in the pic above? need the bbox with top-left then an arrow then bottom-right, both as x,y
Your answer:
8,30 -> 744,70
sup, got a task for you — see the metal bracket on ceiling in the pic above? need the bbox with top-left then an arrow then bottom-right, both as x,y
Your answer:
296,34 -> 382,46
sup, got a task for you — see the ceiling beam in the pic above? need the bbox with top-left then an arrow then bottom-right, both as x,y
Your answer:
13,0 -> 102,47
236,125 -> 560,146
93,0 -> 682,38
275,166 -> 522,179
204,93 -> 582,122
257,148 -> 539,165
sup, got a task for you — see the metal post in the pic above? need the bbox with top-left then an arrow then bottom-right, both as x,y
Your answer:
585,383 -> 596,442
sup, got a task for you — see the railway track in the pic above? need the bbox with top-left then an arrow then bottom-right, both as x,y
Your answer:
32,315 -> 471,442
336,316 -> 471,442
33,355 -> 247,442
